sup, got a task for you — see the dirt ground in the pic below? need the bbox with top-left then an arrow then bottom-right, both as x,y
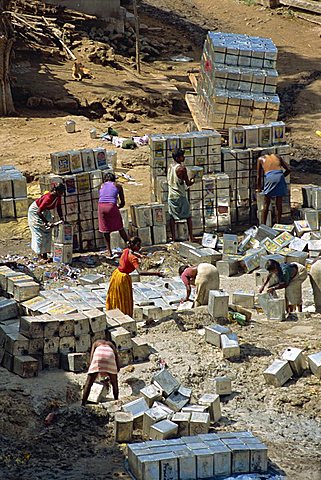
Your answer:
1,0 -> 321,479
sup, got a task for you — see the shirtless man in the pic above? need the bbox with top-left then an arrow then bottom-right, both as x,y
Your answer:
257,153 -> 291,224
167,148 -> 195,242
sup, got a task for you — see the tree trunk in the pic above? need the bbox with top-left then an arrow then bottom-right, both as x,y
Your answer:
0,11 -> 15,115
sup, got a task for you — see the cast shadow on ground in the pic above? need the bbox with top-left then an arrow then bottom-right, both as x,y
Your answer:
123,376 -> 146,396
240,343 -> 272,359
11,51 -> 80,118
219,391 -> 240,403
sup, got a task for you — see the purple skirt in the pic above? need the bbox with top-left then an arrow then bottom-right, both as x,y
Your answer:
98,203 -> 123,233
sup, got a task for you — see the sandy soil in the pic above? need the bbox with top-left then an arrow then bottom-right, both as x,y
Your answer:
1,1 -> 321,479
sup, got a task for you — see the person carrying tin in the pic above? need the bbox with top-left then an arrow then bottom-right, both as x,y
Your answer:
167,148 -> 195,242
256,153 -> 291,224
28,183 -> 65,262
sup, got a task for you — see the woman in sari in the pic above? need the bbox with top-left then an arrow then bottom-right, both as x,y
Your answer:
179,263 -> 220,307
260,259 -> 307,317
28,183 -> 65,261
106,237 -> 162,317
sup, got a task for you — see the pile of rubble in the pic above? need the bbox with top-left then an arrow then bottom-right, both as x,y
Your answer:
88,25 -> 167,62
0,165 -> 28,219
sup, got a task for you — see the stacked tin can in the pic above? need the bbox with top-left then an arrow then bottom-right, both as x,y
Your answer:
149,122 -> 290,231
149,130 -> 224,233
39,147 -> 117,251
301,185 -> 321,233
197,32 -> 280,128
0,166 -> 28,219
52,223 -> 73,264
130,203 -> 167,245
225,121 -> 290,225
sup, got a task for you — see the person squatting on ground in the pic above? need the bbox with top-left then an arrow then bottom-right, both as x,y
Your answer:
259,259 -> 307,318
167,148 -> 196,242
82,340 -> 120,405
257,153 -> 291,224
28,183 -> 65,262
179,262 -> 220,307
106,237 -> 163,317
98,172 -> 128,258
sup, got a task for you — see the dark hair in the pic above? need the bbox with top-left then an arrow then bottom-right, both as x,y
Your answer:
172,148 -> 185,161
179,265 -> 189,276
265,259 -> 282,277
52,183 -> 65,193
104,172 -> 116,183
128,236 -> 141,249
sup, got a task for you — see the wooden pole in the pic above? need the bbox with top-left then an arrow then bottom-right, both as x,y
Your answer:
133,0 -> 141,75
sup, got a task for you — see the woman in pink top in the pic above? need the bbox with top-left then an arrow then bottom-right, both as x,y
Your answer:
82,340 -> 120,405
179,263 -> 220,307
98,172 -> 128,257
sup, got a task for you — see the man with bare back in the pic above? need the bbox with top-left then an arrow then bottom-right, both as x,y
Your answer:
257,153 -> 291,224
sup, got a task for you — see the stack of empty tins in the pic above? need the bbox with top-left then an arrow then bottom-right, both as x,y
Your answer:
0,268 -> 152,376
149,130 -> 231,233
301,184 -> 321,235
197,32 -> 279,128
0,165 -> 28,219
130,203 -> 167,245
128,432 -> 268,479
122,370 -> 268,478
0,265 -> 41,377
150,122 -> 290,230
121,368 -> 222,443
52,222 -> 73,264
39,147 -> 117,251
225,120 -> 290,225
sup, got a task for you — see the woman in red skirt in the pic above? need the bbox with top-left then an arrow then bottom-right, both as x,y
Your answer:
98,172 -> 128,257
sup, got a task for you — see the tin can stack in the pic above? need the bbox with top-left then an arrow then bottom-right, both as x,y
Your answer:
0,166 -> 28,219
149,124 -> 290,231
52,223 -> 73,264
39,147 -> 117,251
130,203 -> 167,245
197,32 -> 280,128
